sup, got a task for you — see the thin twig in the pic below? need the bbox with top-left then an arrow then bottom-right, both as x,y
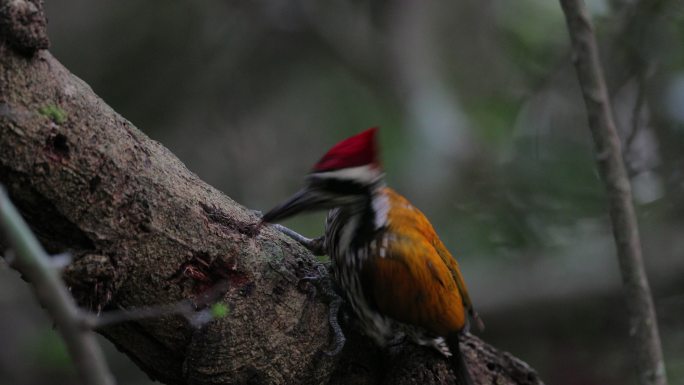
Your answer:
80,285 -> 228,330
558,2 -> 668,385
0,186 -> 115,385
81,300 -> 204,329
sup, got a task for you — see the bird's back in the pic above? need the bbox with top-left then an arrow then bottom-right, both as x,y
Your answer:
326,187 -> 474,341
366,187 -> 472,336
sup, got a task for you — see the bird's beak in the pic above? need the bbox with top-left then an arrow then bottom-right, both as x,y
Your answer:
259,187 -> 322,225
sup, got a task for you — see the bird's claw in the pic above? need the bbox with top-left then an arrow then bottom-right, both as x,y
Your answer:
296,265 -> 347,356
321,296 -> 346,356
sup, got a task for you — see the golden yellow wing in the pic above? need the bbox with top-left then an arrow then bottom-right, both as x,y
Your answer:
360,188 -> 474,336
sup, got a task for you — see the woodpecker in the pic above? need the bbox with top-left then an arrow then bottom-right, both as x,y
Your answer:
260,127 -> 481,384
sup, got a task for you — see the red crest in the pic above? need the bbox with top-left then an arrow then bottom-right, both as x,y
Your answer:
312,127 -> 380,172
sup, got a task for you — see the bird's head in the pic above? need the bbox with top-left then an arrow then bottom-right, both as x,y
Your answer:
260,127 -> 383,224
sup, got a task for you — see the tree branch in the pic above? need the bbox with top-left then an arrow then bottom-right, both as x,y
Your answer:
0,187 -> 115,385
559,1 -> 668,385
0,0 -> 542,384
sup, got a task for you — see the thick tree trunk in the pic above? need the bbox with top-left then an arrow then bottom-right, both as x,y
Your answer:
0,1 -> 542,384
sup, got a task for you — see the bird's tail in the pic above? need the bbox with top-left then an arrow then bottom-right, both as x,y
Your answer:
447,335 -> 474,385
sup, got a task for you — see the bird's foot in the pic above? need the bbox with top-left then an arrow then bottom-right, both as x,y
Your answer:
298,263 -> 346,356
322,296 -> 346,356
272,224 -> 326,256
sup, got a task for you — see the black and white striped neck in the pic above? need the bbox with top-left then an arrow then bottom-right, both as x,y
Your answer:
325,185 -> 388,256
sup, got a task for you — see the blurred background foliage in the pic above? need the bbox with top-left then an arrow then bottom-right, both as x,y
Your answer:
1,0 -> 683,384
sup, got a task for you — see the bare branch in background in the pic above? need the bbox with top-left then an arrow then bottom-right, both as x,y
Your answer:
0,186 -> 115,385
559,1 -> 668,385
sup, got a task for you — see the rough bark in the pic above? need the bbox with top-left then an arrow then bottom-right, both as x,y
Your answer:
0,1 -> 542,384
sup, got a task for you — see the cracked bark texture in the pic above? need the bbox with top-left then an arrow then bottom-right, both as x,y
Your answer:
0,1 -> 543,384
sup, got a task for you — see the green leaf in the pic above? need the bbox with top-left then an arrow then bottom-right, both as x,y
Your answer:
211,303 -> 230,319
38,105 -> 67,124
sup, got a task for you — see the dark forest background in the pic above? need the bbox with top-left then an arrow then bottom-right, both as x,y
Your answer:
1,1 -> 683,384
